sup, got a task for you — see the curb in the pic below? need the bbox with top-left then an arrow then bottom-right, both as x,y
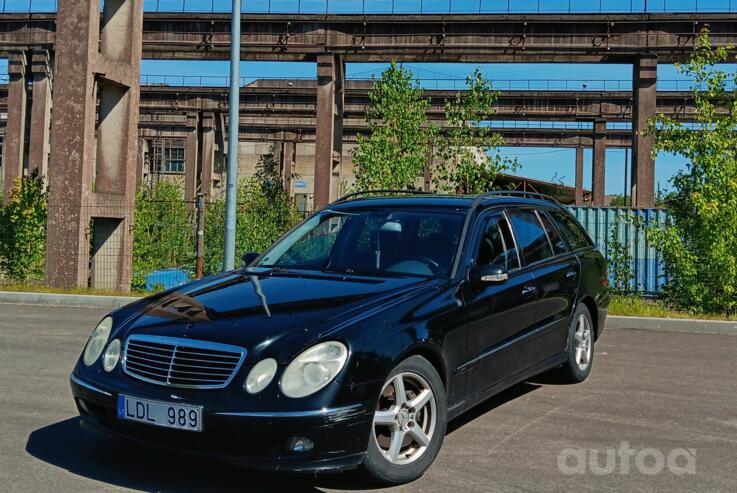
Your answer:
607,315 -> 737,335
0,291 -> 141,309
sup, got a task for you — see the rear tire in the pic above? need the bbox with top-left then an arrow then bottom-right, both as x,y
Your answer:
559,303 -> 595,383
360,355 -> 447,485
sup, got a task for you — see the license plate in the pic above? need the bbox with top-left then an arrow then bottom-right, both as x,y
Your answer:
117,394 -> 203,432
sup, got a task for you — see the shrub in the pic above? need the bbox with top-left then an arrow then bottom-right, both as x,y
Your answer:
0,171 -> 48,283
132,180 -> 195,289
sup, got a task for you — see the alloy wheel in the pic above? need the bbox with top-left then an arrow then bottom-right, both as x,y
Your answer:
372,372 -> 437,465
573,314 -> 593,372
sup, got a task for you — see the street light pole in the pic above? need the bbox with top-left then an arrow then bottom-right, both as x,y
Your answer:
223,0 -> 241,271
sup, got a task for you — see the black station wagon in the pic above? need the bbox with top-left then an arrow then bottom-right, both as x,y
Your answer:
71,191 -> 609,485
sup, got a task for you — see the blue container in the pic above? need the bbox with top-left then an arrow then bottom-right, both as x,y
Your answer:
145,268 -> 191,292
566,207 -> 669,294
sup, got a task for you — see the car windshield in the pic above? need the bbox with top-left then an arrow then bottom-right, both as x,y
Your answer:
256,208 -> 465,278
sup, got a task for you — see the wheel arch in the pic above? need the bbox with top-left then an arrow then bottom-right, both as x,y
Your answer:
398,342 -> 448,390
579,295 -> 599,340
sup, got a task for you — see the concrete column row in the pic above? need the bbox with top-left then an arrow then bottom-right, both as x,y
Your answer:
2,49 -> 54,203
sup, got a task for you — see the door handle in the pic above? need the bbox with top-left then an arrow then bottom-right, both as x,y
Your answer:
566,270 -> 578,279
522,285 -> 537,297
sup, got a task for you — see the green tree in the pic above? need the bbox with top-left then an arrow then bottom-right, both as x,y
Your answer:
646,29 -> 737,314
132,179 -> 195,289
434,70 -> 518,194
352,62 -> 435,191
0,171 -> 47,283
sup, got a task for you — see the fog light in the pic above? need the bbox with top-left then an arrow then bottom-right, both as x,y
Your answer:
78,399 -> 89,413
287,436 -> 314,453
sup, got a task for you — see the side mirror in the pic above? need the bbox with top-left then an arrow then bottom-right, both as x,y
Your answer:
241,252 -> 260,267
470,264 -> 509,288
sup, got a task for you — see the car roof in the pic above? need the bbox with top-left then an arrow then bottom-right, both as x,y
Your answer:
329,194 -> 564,212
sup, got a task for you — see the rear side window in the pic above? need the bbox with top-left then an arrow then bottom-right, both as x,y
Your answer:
549,211 -> 593,250
474,213 -> 520,271
507,209 -> 553,265
538,211 -> 568,255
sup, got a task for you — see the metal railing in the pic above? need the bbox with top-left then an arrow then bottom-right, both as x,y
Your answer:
3,0 -> 737,14
136,75 -> 733,92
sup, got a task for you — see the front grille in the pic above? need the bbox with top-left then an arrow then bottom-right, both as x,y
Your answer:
123,335 -> 246,389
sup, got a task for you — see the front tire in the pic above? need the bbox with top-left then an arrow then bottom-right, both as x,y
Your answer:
560,303 -> 595,383
360,355 -> 447,485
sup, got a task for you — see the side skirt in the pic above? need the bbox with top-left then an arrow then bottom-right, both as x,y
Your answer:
447,352 -> 567,421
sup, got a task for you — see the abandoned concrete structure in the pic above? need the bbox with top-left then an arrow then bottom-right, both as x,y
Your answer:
0,8 -> 735,290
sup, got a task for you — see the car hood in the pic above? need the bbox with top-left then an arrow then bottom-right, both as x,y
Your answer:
118,269 -> 435,358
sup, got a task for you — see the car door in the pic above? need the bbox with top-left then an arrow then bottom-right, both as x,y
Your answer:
460,210 -> 537,398
507,208 -> 580,365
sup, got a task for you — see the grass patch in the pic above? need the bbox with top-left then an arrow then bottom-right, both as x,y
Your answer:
0,283 -> 149,298
609,295 -> 737,321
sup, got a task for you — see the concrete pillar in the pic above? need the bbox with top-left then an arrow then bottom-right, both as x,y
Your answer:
632,55 -> 657,208
3,51 -> 28,203
45,0 -> 143,291
424,146 -> 433,192
28,50 -> 53,181
575,146 -> 584,206
136,136 -> 147,188
199,112 -> 216,198
273,140 -> 284,177
283,140 -> 295,194
184,112 -> 199,202
592,120 -> 607,206
314,54 -> 344,210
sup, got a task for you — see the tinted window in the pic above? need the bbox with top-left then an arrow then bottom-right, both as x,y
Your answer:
549,211 -> 593,250
258,209 -> 464,278
475,214 -> 520,271
508,209 -> 553,264
539,211 -> 568,255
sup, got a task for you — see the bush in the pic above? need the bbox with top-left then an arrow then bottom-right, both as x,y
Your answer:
0,171 -> 48,283
132,180 -> 195,289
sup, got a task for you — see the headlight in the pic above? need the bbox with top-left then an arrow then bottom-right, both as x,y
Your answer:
280,341 -> 348,398
102,339 -> 121,372
82,316 -> 113,366
244,358 -> 278,394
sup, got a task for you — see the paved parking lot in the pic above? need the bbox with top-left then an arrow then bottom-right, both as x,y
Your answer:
1,303 -> 736,492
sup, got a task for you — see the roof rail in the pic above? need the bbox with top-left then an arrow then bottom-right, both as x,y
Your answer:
472,190 -> 563,208
331,189 -> 434,205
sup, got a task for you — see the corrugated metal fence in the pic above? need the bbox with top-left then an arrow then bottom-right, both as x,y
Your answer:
566,207 -> 669,294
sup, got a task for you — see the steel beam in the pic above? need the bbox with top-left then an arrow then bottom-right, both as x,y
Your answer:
632,55 -> 658,208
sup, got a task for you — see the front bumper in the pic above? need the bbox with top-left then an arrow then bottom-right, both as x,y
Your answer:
70,373 -> 373,473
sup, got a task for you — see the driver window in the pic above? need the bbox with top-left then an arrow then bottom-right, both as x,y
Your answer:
475,214 -> 520,271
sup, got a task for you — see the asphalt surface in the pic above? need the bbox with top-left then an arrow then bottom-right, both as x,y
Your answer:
1,303 -> 736,493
